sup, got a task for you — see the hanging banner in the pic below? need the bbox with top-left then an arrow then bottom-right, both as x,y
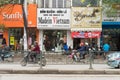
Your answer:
71,31 -> 101,38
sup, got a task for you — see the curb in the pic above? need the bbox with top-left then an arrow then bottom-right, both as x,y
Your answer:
0,69 -> 120,74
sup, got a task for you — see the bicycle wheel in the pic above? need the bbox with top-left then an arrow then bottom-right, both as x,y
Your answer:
42,58 -> 46,66
20,58 -> 27,66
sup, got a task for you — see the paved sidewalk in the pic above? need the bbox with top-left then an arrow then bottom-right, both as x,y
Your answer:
0,63 -> 120,74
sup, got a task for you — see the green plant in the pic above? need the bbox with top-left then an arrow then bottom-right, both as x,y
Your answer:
0,24 -> 8,32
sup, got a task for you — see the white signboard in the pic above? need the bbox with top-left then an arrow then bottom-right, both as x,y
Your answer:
37,8 -> 70,29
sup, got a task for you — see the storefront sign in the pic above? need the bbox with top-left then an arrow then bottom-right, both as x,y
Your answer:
0,4 -> 24,27
71,31 -> 101,38
71,7 -> 102,30
0,4 -> 37,27
2,12 -> 22,20
102,1 -> 120,22
10,36 -> 14,45
37,8 -> 70,29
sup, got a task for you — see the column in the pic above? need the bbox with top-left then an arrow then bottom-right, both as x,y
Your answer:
39,30 -> 43,51
49,0 -> 52,8
97,37 -> 100,48
67,30 -> 73,49
23,0 -> 28,50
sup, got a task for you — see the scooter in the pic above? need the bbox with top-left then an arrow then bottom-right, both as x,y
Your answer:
0,46 -> 14,62
20,51 -> 46,66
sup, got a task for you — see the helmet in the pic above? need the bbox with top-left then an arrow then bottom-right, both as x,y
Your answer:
85,42 -> 88,45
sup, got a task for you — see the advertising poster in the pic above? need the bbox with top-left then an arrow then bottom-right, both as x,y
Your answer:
10,36 -> 14,45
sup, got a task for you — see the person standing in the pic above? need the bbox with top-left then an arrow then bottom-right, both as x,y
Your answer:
63,43 -> 69,55
103,42 -> 110,59
2,38 -> 6,46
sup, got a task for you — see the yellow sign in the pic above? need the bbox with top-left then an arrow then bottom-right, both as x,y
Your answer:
71,7 -> 102,29
10,37 -> 14,45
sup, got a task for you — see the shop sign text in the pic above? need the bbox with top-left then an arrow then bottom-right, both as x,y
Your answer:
2,12 -> 23,20
37,9 -> 70,28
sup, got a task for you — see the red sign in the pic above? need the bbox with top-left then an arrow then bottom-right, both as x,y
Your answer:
71,31 -> 101,38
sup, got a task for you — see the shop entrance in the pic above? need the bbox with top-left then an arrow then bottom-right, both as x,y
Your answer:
73,38 -> 80,49
43,30 -> 67,52
103,29 -> 120,51
73,38 -> 98,50
9,28 -> 23,50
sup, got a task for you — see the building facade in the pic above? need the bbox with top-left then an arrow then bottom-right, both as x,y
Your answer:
102,0 -> 120,51
0,4 -> 38,50
0,0 -> 119,51
37,0 -> 71,52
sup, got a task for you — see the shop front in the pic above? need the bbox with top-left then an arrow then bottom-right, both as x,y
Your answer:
102,22 -> 120,51
37,8 -> 71,52
102,1 -> 120,51
0,4 -> 37,50
71,31 -> 101,49
71,7 -> 102,49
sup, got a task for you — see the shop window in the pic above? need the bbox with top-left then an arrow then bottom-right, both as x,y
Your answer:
0,34 -> 3,39
58,0 -> 63,8
103,29 -> 120,51
27,28 -> 37,46
38,0 -> 71,8
72,0 -> 100,7
9,28 -> 23,50
27,0 -> 37,4
43,30 -> 67,51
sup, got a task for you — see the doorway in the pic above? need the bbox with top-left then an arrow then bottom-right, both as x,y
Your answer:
43,30 -> 67,51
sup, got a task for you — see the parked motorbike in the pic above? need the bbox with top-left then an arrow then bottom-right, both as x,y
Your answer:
0,46 -> 14,62
20,51 -> 46,66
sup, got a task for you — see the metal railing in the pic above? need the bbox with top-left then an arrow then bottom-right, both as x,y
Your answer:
0,50 -> 119,69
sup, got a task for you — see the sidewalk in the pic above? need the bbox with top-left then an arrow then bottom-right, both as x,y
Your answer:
0,63 -> 120,74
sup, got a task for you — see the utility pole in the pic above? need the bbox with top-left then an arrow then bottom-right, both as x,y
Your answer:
21,0 -> 28,51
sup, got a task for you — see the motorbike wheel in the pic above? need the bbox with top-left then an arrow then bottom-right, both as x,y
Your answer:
10,56 -> 14,62
118,63 -> 120,69
20,58 -> 27,66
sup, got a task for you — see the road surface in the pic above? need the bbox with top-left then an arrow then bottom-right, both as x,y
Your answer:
0,74 -> 120,80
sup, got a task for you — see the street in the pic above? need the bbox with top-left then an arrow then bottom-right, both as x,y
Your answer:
0,74 -> 120,80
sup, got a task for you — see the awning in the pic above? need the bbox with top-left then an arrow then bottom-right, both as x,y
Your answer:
102,22 -> 120,25
71,31 -> 101,38
102,22 -> 120,29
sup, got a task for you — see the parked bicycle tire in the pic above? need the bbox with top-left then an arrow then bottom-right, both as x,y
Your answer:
42,58 -> 46,66
37,55 -> 46,66
20,58 -> 27,66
